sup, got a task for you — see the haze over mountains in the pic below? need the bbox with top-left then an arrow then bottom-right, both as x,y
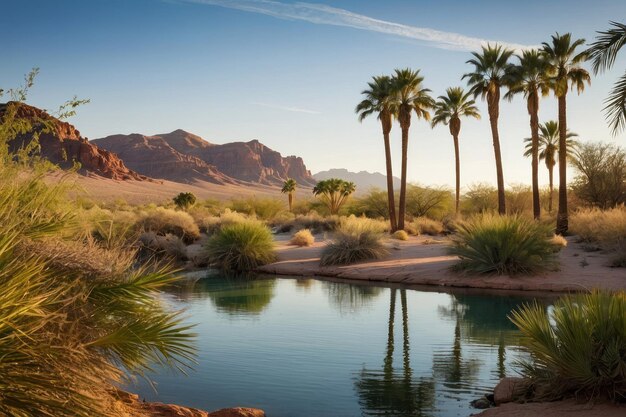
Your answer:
313,168 -> 400,191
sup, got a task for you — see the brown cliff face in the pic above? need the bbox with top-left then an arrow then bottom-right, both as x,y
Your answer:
94,130 -> 316,187
0,102 -> 148,181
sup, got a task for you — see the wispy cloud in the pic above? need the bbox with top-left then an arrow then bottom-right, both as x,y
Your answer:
176,0 -> 533,52
251,101 -> 320,114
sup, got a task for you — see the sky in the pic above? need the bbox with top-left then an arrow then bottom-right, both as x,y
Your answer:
2,0 -> 625,190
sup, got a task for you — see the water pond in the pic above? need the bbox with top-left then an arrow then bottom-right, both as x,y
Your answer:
131,274 -> 552,417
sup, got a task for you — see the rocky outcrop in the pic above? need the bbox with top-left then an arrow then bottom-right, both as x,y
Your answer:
0,102 -> 147,181
93,133 -> 236,185
93,130 -> 316,187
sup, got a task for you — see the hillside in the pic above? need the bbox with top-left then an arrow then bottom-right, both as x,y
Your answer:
313,168 -> 400,191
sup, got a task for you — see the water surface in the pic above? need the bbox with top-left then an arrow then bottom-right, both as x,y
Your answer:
131,274 -> 549,417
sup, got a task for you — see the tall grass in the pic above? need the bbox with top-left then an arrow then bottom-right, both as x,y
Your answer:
570,207 -> 626,266
320,216 -> 389,266
204,221 -> 277,271
136,207 -> 200,243
449,215 -> 560,275
510,291 -> 626,401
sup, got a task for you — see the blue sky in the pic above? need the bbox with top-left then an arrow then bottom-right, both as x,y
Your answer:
2,0 -> 625,189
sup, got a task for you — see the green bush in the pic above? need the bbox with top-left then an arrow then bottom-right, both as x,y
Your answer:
448,215 -> 559,275
510,291 -> 626,401
346,188 -> 390,219
405,184 -> 454,219
173,192 -> 197,209
205,222 -> 277,271
320,230 -> 389,266
229,197 -> 286,220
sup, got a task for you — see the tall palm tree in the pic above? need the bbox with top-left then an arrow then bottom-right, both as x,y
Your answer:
431,87 -> 480,216
281,178 -> 297,212
505,50 -> 551,220
356,76 -> 398,231
523,121 -> 579,213
542,33 -> 590,234
586,21 -> 626,135
390,68 -> 434,230
463,44 -> 514,215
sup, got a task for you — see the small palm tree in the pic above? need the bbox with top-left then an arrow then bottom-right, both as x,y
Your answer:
586,21 -> 626,135
312,178 -> 356,215
281,178 -> 297,212
542,33 -> 591,234
523,121 -> 579,213
463,44 -> 514,215
506,50 -> 551,219
390,68 -> 434,230
356,75 -> 398,231
431,87 -> 480,215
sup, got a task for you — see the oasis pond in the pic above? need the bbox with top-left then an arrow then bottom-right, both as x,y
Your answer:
130,274 -> 552,417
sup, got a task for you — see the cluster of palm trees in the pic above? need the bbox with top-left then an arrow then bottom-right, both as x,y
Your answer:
356,31 -> 611,234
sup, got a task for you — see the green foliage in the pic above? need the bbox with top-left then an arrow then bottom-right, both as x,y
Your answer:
571,142 -> 626,208
449,215 -> 559,275
205,221 -> 277,271
313,178 -> 356,215
281,178 -> 297,194
460,183 -> 498,215
405,185 -> 453,219
510,291 -> 626,401
346,188 -> 390,219
173,192 -> 197,209
229,197 -> 286,220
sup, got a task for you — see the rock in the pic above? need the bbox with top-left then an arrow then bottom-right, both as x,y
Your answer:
0,102 -> 148,181
471,397 -> 492,409
209,408 -> 266,417
493,377 -> 530,405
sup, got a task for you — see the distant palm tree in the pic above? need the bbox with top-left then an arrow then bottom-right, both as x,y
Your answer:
506,50 -> 551,220
463,44 -> 514,215
523,121 -> 579,213
281,178 -> 297,212
356,75 -> 399,231
542,33 -> 590,234
390,68 -> 434,230
586,21 -> 626,135
313,178 -> 356,215
431,87 -> 480,215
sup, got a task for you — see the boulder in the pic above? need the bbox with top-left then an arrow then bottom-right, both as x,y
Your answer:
493,377 -> 530,405
209,408 -> 266,417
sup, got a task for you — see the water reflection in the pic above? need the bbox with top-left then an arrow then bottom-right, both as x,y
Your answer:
355,289 -> 436,417
324,282 -> 384,315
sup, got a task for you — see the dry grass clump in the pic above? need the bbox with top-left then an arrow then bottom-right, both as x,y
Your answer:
570,207 -> 626,267
139,232 -> 188,261
275,212 -> 340,234
229,197 -> 286,220
412,217 -> 444,235
549,234 -> 568,249
320,230 -> 389,266
391,230 -> 409,241
340,214 -> 389,235
136,207 -> 200,243
198,209 -> 251,235
290,229 -> 315,247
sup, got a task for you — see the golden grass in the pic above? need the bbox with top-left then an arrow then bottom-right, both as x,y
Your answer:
290,229 -> 315,247
570,206 -> 626,247
391,230 -> 409,241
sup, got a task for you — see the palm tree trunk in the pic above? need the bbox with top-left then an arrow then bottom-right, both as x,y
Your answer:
383,131 -> 398,231
398,126 -> 409,230
529,101 -> 541,220
400,290 -> 411,382
384,289 -> 396,377
487,97 -> 506,215
548,165 -> 554,213
556,94 -> 568,234
288,193 -> 293,212
453,134 -> 461,216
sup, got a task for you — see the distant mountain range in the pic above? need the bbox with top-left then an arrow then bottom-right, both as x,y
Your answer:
313,168 -> 400,191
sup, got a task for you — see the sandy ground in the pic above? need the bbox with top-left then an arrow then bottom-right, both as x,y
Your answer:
473,399 -> 625,417
258,235 -> 626,292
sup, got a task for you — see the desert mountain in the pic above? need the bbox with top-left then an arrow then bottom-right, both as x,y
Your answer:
93,130 -> 316,187
314,168 -> 400,191
0,102 -> 147,181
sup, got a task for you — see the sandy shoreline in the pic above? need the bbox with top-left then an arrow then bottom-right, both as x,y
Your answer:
257,235 -> 626,293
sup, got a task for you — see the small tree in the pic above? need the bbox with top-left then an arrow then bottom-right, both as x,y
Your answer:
173,192 -> 197,209
281,178 -> 297,212
313,178 -> 356,215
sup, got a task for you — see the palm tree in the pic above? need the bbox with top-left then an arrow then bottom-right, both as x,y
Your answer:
505,50 -> 551,220
463,44 -> 514,215
390,68 -> 434,230
312,178 -> 356,215
523,121 -> 579,213
586,21 -> 626,135
542,33 -> 590,234
281,178 -> 297,212
431,87 -> 480,216
356,76 -> 398,231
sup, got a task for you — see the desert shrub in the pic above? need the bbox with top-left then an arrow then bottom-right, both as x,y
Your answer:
549,234 -> 568,249
571,142 -> 626,209
136,207 -> 200,243
406,184 -> 453,219
461,183 -> 498,215
449,215 -> 559,275
199,208 -> 252,235
411,217 -> 444,235
229,197 -> 286,220
510,291 -> 626,401
289,229 -> 315,247
340,214 -> 389,235
275,212 -> 340,234
506,184 -> 533,215
570,207 -> 626,246
291,199 -> 316,215
346,188 -> 390,219
173,192 -> 197,209
391,230 -> 409,241
320,230 -> 389,266
204,222 -> 277,271
139,231 -> 188,261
